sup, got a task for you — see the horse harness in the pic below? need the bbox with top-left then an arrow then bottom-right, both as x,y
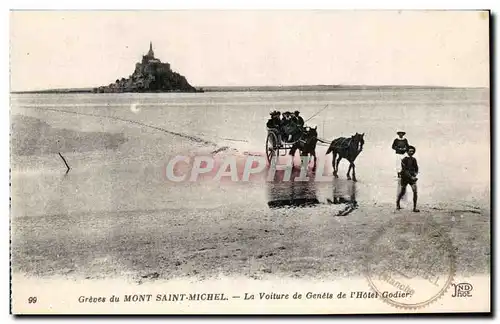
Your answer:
332,137 -> 352,149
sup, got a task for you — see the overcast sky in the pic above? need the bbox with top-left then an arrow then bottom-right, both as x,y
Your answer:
10,10 -> 489,91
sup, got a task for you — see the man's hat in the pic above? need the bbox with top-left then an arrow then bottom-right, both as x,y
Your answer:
294,110 -> 300,114
397,131 -> 406,135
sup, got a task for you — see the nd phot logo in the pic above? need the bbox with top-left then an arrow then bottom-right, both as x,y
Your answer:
451,283 -> 473,298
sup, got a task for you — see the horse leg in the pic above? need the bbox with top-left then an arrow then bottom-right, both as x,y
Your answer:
352,162 -> 357,182
300,151 -> 308,168
346,162 -> 352,180
311,151 -> 317,170
334,155 -> 342,178
303,152 -> 309,166
331,151 -> 337,176
289,147 -> 296,168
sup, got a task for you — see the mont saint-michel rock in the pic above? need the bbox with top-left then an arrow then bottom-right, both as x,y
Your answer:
93,42 -> 198,93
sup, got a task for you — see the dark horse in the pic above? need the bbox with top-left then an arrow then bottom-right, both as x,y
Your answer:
289,126 -> 319,169
326,133 -> 365,181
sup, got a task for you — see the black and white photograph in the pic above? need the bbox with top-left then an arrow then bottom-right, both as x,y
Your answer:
9,10 -> 490,314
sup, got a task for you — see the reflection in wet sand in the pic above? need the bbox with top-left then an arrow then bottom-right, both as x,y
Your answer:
327,178 -> 358,216
266,167 -> 319,208
265,167 -> 359,216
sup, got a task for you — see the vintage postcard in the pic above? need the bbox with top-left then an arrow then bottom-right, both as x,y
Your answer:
10,10 -> 490,314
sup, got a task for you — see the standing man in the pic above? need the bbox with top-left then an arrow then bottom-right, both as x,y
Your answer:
392,131 -> 410,177
396,146 -> 419,212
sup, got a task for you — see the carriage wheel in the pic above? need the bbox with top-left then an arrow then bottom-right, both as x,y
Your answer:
266,132 -> 278,163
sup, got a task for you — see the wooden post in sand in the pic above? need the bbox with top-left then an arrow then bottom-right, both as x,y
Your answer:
58,152 -> 71,174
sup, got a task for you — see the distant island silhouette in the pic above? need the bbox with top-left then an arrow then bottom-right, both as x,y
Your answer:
10,43 -> 484,94
92,42 -> 198,93
12,84 -> 480,94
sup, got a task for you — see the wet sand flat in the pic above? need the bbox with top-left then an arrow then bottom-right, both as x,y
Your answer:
12,203 -> 490,282
10,89 -> 490,283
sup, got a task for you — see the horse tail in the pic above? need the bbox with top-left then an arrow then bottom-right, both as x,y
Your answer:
326,143 -> 335,155
326,138 -> 344,155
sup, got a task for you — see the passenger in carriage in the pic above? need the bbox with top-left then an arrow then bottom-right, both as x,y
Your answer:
266,111 -> 281,129
275,111 -> 285,142
294,110 -> 305,127
282,111 -> 300,142
281,111 -> 290,141
266,112 -> 275,128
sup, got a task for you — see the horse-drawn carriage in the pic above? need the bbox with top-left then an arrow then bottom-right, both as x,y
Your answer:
266,127 -> 293,162
265,126 -> 318,163
264,104 -> 365,180
265,124 -> 365,181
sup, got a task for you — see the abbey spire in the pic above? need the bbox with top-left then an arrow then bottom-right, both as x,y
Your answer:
147,41 -> 155,58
